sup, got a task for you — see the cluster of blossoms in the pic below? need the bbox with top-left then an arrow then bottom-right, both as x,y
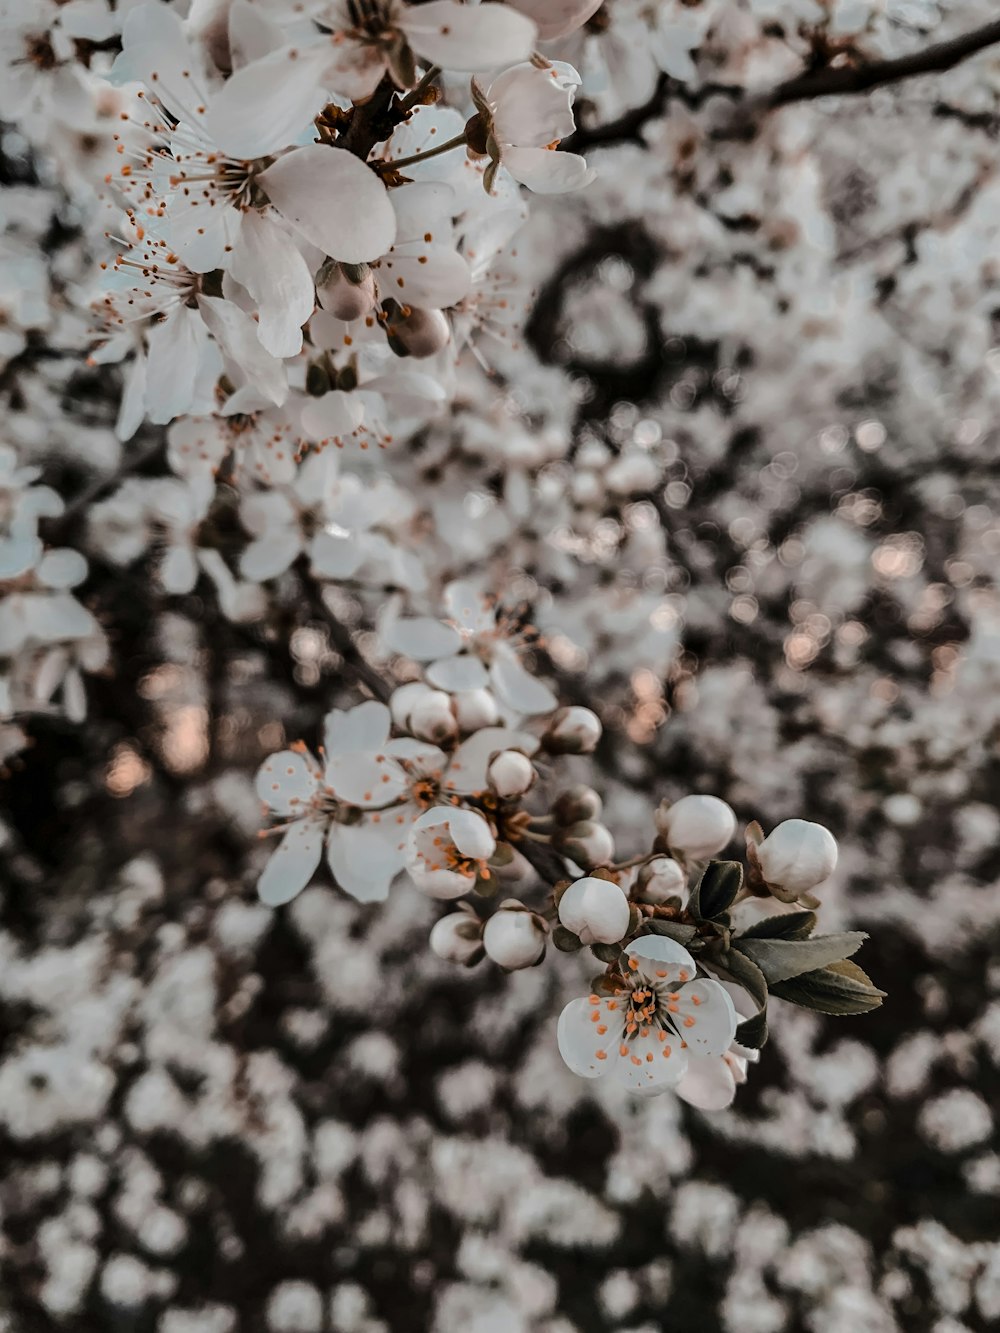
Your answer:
0,0 -> 921,1111
0,445 -> 107,766
256,586 -> 880,1108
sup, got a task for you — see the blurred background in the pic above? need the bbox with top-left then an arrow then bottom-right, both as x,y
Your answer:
3,2 -> 1000,1330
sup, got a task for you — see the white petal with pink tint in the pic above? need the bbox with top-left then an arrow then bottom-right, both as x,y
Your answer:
400,1 -> 536,71
259,146 -> 396,264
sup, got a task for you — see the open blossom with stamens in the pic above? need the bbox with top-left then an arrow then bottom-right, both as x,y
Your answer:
470,61 -> 596,195
557,937 -> 739,1095
405,806 -> 496,899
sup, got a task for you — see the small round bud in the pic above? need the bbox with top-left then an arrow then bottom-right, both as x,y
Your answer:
483,909 -> 546,970
558,820 -> 615,870
408,688 -> 459,744
385,305 -> 451,359
656,794 -> 736,859
487,750 -> 535,800
430,913 -> 483,966
552,784 -> 603,826
452,688 -> 499,732
756,819 -> 838,898
316,261 -> 377,321
557,875 -> 630,945
638,856 -> 686,904
543,706 -> 602,754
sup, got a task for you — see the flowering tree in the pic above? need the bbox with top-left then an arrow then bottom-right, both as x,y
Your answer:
3,2 -> 1000,1326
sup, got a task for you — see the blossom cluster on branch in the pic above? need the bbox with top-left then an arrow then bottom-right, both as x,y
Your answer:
31,0 -> 1000,1112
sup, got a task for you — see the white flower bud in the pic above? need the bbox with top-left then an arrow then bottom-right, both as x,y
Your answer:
756,819 -> 838,897
452,688 -> 499,732
638,856 -> 686,904
316,261 -> 377,321
487,749 -> 535,800
543,706 -> 602,754
558,820 -> 614,870
656,794 -> 735,859
558,876 -> 630,945
553,784 -> 603,825
408,688 -> 459,743
483,909 -> 546,970
429,913 -> 484,966
386,305 -> 451,359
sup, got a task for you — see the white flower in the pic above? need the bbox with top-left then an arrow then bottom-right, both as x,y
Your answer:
430,911 -> 484,965
755,819 -> 838,897
557,937 -> 738,1095
318,0 -> 538,100
558,876 -> 630,945
486,749 -> 535,800
406,806 -> 496,899
482,905 -> 546,969
383,580 -> 557,716
656,795 -> 736,859
255,700 -> 424,906
558,819 -> 615,870
472,61 -> 595,195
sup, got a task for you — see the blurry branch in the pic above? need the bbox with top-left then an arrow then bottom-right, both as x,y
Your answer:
760,18 -> 1000,108
300,568 -> 392,704
568,19 -> 1000,151
516,833 -> 572,889
44,437 -> 165,546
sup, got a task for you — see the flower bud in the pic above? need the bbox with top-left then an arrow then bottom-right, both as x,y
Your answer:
543,705 -> 602,754
557,875 -> 630,945
385,304 -> 451,359
552,784 -> 603,825
637,856 -> 686,904
656,795 -> 735,859
452,688 -> 499,732
487,749 -> 535,800
316,261 -> 377,321
557,820 -> 614,870
756,819 -> 838,898
408,688 -> 459,744
430,912 -> 484,966
483,908 -> 546,969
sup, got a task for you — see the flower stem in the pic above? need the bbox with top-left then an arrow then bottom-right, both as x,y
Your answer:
397,66 -> 440,114
383,132 -> 468,171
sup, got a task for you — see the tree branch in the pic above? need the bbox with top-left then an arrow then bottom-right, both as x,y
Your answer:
300,570 -> 392,704
760,19 -> 1000,109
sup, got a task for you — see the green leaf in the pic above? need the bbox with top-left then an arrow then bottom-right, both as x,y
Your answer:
716,947 -> 768,1010
552,926 -> 583,952
769,958 -> 885,1015
735,932 -> 867,984
690,860 -> 743,921
591,942 -> 622,965
641,919 -> 697,945
740,910 -> 817,941
734,1008 -> 768,1050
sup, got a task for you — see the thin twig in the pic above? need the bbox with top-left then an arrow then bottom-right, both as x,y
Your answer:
300,569 -> 392,704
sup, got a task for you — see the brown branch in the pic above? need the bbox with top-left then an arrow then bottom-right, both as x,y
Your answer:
761,19 -> 1000,109
516,835 -> 571,889
299,568 -> 392,704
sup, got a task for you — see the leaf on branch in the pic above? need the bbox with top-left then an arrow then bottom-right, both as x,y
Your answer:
591,942 -> 623,964
769,959 -> 886,1015
734,931 -> 867,984
735,1008 -> 768,1050
552,926 -> 584,952
715,947 -> 768,1011
739,909 -> 817,941
640,919 -> 697,945
689,860 -> 743,921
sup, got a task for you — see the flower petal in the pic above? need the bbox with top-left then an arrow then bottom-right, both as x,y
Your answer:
323,700 -> 392,756
674,979 -> 738,1058
615,1028 -> 688,1093
259,145 -> 397,263
675,1055 -> 738,1111
228,210 -> 314,358
324,753 -> 409,807
327,822 -> 405,903
448,726 -> 539,792
489,645 -> 557,715
426,654 -> 490,692
557,996 -> 622,1079
400,1 -> 536,71
258,819 -> 325,905
255,749 -> 320,815
202,43 -> 329,157
385,617 -> 463,661
501,146 -> 595,195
